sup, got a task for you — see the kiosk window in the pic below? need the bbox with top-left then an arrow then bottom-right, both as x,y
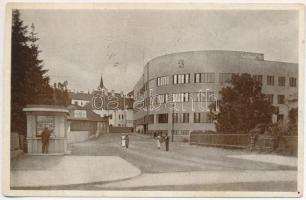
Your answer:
36,116 -> 55,137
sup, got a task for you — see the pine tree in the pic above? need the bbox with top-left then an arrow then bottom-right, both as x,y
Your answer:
209,73 -> 274,133
11,10 -> 30,135
11,10 -> 70,135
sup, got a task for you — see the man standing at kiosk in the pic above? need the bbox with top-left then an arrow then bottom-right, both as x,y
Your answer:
41,127 -> 52,154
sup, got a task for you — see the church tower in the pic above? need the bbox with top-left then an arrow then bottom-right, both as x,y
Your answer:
97,74 -> 108,96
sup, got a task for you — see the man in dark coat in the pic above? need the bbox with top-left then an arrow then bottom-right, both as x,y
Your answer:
125,134 -> 129,148
41,127 -> 52,154
165,133 -> 169,151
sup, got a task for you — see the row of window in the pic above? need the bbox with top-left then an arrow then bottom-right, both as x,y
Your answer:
141,92 -> 287,110
153,73 -> 297,87
118,114 -> 124,120
266,94 -> 286,104
156,112 -> 212,124
154,92 -> 216,105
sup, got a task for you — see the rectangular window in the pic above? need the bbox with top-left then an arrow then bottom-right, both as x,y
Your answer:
194,73 -> 215,83
173,74 -> 190,84
289,77 -> 297,87
278,77 -> 286,87
253,75 -> 263,84
219,73 -> 233,83
266,94 -> 274,104
194,113 -> 200,123
277,95 -> 285,104
173,113 -> 189,123
173,74 -> 177,84
170,93 -> 189,102
157,76 -> 169,87
36,116 -> 55,137
267,76 -> 274,86
158,114 -> 168,123
194,73 -> 201,83
193,112 -> 212,123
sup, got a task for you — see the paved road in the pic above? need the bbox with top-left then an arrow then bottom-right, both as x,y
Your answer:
71,133 -> 296,172
68,132 -> 297,191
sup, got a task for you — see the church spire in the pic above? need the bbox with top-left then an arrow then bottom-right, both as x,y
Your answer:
99,74 -> 103,89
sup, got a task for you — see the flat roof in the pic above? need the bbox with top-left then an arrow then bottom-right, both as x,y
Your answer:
23,104 -> 69,113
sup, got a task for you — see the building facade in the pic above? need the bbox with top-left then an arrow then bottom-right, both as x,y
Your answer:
133,50 -> 298,139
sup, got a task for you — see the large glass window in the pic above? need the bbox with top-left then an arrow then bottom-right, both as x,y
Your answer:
170,93 -> 189,102
278,77 -> 286,87
194,73 -> 215,83
155,94 -> 168,104
158,114 -> 168,123
157,76 -> 169,87
289,77 -> 297,87
173,74 -> 190,84
173,113 -> 189,123
36,116 -> 55,137
194,112 -> 212,123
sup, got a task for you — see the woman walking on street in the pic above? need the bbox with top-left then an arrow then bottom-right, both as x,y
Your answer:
156,133 -> 161,149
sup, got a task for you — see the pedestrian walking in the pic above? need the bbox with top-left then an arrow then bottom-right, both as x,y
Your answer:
125,134 -> 129,148
156,134 -> 161,149
164,133 -> 169,151
41,127 -> 52,154
121,134 -> 125,148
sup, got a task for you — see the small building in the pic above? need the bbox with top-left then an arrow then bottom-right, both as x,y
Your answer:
67,104 -> 109,143
69,75 -> 134,128
23,105 -> 69,155
68,91 -> 91,107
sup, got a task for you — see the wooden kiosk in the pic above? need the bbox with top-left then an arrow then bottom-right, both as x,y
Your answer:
23,105 -> 69,155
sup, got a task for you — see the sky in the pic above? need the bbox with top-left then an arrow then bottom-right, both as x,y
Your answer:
19,9 -> 299,93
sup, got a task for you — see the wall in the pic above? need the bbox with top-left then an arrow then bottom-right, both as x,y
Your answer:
67,131 -> 89,143
94,109 -> 133,127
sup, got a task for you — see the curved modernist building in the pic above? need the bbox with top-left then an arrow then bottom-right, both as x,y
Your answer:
133,50 -> 298,139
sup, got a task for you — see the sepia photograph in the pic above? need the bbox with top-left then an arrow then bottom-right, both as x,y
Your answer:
2,3 -> 304,197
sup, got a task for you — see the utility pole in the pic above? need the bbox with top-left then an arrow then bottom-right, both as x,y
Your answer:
146,63 -> 150,135
171,103 -> 175,142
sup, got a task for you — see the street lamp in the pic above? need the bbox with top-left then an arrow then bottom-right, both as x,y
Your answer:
171,103 -> 175,142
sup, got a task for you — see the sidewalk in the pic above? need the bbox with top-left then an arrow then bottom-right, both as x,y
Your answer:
227,154 -> 298,167
96,170 -> 297,189
11,155 -> 141,187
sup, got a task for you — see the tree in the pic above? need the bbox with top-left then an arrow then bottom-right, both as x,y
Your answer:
209,73 -> 274,133
288,108 -> 298,135
11,10 -> 31,135
11,10 -> 70,135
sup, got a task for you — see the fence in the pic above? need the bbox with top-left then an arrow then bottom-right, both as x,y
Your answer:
189,131 -> 298,156
109,126 -> 133,133
190,131 -> 249,149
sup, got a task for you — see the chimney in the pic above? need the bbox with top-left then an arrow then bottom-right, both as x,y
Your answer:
120,91 -> 124,97
111,90 -> 115,96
